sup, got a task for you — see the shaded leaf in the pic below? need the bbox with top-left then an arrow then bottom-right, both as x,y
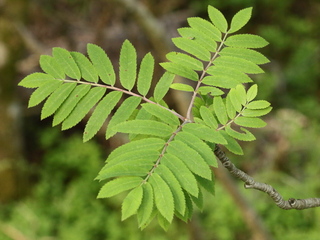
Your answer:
220,130 -> 243,155
137,183 -> 154,228
213,96 -> 228,125
172,37 -> 211,61
166,52 -> 203,71
199,106 -> 218,129
187,17 -> 221,41
153,72 -> 175,102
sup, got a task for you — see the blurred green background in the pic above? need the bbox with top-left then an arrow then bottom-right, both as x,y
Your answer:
1,0 -> 320,239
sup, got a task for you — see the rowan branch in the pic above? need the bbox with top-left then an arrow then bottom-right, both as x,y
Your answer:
214,145 -> 320,210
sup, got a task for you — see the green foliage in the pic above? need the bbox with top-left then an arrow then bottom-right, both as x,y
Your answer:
18,5 -> 271,229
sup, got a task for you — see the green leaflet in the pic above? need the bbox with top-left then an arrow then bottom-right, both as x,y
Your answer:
247,84 -> 258,102
198,86 -> 224,96
219,47 -> 270,65
83,91 -> 123,142
161,62 -> 199,81
172,37 -> 211,61
228,7 -> 252,33
115,120 -> 175,138
187,17 -> 221,42
234,84 -> 247,106
40,55 -> 65,79
97,176 -> 142,198
199,106 -> 218,129
183,123 -> 227,144
106,138 -> 165,162
225,34 -> 269,49
175,131 -> 218,167
176,191 -> 193,222
228,88 -> 243,112
41,82 -> 77,119
155,165 -> 186,215
246,100 -> 271,109
141,103 -> 180,126
167,140 -> 212,180
234,116 -> 267,128
242,106 -> 272,117
161,153 -> 198,197
202,75 -> 240,89
178,27 -> 218,53
119,40 -> 137,91
207,65 -> 253,84
153,72 -> 175,103
225,125 -> 256,141
157,212 -> 171,231
52,84 -> 91,126
214,56 -> 264,74
19,72 -> 56,89
195,174 -> 215,195
52,47 -> 81,80
137,183 -> 154,228
122,186 -> 143,220
220,130 -> 243,155
137,52 -> 154,96
28,80 -> 63,108
208,5 -> 228,33
170,83 -> 194,92
105,96 -> 141,139
97,158 -> 154,180
70,51 -> 99,83
213,96 -> 228,125
149,173 -> 174,223
226,93 -> 237,119
190,187 -> 204,210
166,52 -> 203,71
62,87 -> 106,130
87,43 -> 115,85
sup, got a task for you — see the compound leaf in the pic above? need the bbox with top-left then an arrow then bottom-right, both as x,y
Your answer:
87,43 -> 115,85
